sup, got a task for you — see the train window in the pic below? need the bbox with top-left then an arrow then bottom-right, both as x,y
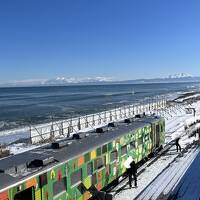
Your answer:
102,144 -> 108,154
71,169 -> 82,186
94,158 -> 104,170
87,162 -> 93,176
121,145 -> 127,156
138,137 -> 143,146
110,150 -> 117,162
130,141 -> 135,149
53,177 -> 67,197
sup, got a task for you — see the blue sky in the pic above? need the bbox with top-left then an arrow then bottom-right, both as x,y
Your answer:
0,0 -> 200,82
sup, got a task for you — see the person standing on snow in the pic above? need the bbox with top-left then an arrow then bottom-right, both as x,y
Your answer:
127,160 -> 137,188
175,137 -> 181,152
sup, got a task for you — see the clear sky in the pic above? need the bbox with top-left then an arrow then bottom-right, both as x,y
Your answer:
0,0 -> 200,82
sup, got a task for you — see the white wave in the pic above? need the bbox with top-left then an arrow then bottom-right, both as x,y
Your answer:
103,102 -> 114,106
186,85 -> 198,89
118,100 -> 129,104
104,91 -> 133,96
0,126 -> 29,137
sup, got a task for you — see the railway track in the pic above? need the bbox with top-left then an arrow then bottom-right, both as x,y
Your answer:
107,124 -> 199,199
107,141 -> 176,197
135,144 -> 199,200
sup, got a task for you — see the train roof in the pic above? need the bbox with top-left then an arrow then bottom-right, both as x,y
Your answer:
0,116 -> 163,191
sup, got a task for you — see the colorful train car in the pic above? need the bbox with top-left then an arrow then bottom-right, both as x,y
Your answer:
0,116 -> 165,200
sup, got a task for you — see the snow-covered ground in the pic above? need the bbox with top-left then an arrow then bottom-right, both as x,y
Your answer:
175,93 -> 200,103
164,100 -> 200,144
113,145 -> 199,200
136,145 -> 199,200
112,99 -> 200,200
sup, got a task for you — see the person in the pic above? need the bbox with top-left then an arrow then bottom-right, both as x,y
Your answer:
127,160 -> 137,188
175,137 -> 181,152
196,129 -> 200,145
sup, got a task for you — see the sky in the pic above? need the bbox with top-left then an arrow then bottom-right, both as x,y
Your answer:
0,0 -> 200,82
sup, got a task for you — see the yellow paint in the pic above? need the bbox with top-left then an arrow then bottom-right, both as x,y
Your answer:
51,170 -> 56,179
105,154 -> 109,164
35,190 -> 41,200
42,189 -> 45,200
83,177 -> 92,189
91,150 -> 96,159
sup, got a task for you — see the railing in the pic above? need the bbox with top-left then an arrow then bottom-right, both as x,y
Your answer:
30,97 -> 167,144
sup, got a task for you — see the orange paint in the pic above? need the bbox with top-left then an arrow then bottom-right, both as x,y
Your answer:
97,182 -> 102,191
78,155 -> 84,167
0,191 -> 8,200
84,191 -> 90,200
26,178 -> 37,188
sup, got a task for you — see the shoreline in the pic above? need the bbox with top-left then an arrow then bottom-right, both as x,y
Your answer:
0,90 -> 200,155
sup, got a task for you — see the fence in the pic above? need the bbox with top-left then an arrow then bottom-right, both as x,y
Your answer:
30,97 -> 167,144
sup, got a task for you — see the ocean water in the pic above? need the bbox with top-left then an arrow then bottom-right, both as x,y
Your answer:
0,82 -> 199,131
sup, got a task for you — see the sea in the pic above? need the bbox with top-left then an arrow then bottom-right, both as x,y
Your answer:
0,82 -> 200,132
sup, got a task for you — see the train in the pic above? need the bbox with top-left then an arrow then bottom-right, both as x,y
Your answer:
0,115 -> 165,200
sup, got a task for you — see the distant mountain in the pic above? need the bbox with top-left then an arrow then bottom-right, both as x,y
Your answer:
0,77 -> 113,87
120,74 -> 200,84
1,74 -> 200,87
167,73 -> 193,79
44,76 -> 113,85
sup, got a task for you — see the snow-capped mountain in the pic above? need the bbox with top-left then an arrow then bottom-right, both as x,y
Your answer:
167,73 -> 193,79
44,76 -> 113,85
0,76 -> 113,87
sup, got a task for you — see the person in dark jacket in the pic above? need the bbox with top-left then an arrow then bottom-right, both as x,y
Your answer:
127,160 -> 137,188
175,137 -> 181,152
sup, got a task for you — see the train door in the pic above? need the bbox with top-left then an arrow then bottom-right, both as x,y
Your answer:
155,124 -> 160,147
14,187 -> 34,200
150,123 -> 160,151
150,124 -> 155,151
